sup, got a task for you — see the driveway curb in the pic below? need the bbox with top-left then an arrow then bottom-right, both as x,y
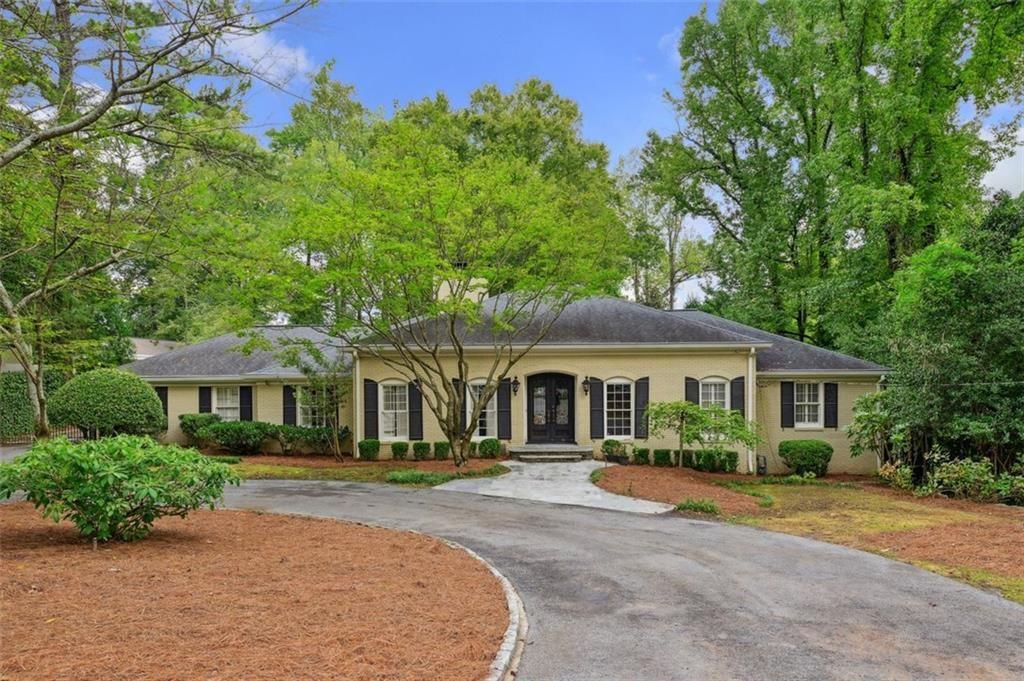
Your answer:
226,505 -> 528,681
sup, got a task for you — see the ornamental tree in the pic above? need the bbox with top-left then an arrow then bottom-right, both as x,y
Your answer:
646,401 -> 760,465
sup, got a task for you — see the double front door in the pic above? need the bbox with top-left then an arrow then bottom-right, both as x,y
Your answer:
527,373 -> 575,443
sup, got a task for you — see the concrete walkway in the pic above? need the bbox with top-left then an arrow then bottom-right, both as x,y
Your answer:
224,480 -> 1024,681
0,444 -> 29,462
437,459 -> 674,513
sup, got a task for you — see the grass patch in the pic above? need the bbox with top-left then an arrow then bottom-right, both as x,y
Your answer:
589,468 -> 604,484
715,481 -> 774,508
675,498 -> 721,515
911,562 -> 1024,605
386,464 -> 509,487
204,454 -> 242,464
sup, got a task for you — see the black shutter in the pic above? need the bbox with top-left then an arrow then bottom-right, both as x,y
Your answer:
730,377 -> 745,418
363,379 -> 378,439
283,386 -> 297,426
497,378 -> 512,440
155,386 -> 168,417
453,379 -> 467,432
634,377 -> 650,439
781,381 -> 795,428
408,381 -> 423,441
824,382 -> 839,428
589,378 -> 604,439
198,386 -> 211,413
684,377 -> 699,404
239,386 -> 253,421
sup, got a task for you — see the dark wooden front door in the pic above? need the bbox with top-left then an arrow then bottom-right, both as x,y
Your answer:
527,373 -> 575,443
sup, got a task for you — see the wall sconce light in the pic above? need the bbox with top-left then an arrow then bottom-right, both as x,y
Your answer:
582,376 -> 590,396
511,376 -> 520,395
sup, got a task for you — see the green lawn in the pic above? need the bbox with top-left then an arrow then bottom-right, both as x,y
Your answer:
232,462 -> 509,487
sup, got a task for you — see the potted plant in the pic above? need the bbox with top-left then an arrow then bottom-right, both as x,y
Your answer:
601,439 -> 630,464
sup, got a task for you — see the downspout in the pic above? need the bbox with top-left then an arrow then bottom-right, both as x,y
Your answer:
747,347 -> 756,474
352,349 -> 361,460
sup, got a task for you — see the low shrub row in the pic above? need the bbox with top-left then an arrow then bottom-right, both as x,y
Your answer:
679,448 -> 739,473
605,445 -> 738,473
357,438 -> 502,461
880,455 -> 1024,506
181,414 -> 349,456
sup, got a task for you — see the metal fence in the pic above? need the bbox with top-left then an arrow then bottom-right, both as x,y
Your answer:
0,425 -> 84,446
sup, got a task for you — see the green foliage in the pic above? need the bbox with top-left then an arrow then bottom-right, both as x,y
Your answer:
633,447 -> 650,465
179,413 -> 222,442
204,454 -> 242,465
918,458 -> 998,502
274,424 -> 306,456
412,442 -> 431,461
647,401 -> 760,456
385,464 -> 508,487
390,441 -> 409,461
778,440 -> 834,478
197,421 -> 275,456
589,468 -> 604,484
302,425 -> 349,456
688,449 -> 740,473
878,462 -> 914,491
653,449 -> 673,467
601,439 -> 625,457
675,498 -> 720,515
0,372 -> 64,438
358,439 -> 381,461
433,441 -> 451,460
0,436 -> 239,541
49,369 -> 165,436
478,438 -> 501,459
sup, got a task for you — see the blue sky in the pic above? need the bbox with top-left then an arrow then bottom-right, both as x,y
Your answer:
238,1 -> 709,162
235,0 -> 1020,193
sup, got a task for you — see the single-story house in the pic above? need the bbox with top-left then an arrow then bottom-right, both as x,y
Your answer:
124,297 -> 885,474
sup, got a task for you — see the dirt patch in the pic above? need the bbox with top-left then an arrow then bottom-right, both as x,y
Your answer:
866,519 -> 1024,579
1,503 -> 507,680
238,455 -> 505,472
597,466 -> 761,515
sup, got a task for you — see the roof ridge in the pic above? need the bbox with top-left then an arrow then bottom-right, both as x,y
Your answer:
605,297 -> 763,343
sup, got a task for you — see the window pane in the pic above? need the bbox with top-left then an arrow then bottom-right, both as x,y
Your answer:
215,386 -> 240,421
794,382 -> 820,425
469,382 -> 497,437
700,381 -> 726,409
381,384 -> 408,438
605,382 -> 632,437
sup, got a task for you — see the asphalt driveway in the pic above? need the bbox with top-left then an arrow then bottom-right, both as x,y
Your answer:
224,481 -> 1024,681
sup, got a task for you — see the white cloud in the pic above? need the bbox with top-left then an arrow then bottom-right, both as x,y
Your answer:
658,29 -> 682,68
984,127 -> 1024,197
220,30 -> 313,83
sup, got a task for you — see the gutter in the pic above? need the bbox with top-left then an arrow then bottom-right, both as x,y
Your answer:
759,369 -> 887,378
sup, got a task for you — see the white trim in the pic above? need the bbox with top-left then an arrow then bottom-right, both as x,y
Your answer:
698,376 -> 730,410
603,378 -> 634,440
746,348 -> 756,474
138,374 -> 306,383
353,350 -> 361,453
467,379 -> 498,440
760,369 -> 885,377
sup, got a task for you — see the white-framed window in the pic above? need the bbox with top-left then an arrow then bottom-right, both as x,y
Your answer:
605,379 -> 634,438
699,378 -> 728,410
795,382 -> 822,427
380,382 -> 408,440
468,380 -> 498,439
214,386 -> 240,421
298,387 -> 329,428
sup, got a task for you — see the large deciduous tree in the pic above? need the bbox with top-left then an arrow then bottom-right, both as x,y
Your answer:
258,79 -> 628,465
643,0 -> 1024,359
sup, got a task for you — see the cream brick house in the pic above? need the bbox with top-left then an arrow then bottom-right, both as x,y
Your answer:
125,298 -> 885,474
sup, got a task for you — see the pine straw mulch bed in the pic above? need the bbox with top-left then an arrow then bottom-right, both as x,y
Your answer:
0,503 -> 507,680
595,464 -> 1024,602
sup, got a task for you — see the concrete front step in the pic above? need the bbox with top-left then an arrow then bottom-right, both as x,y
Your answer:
509,444 -> 592,463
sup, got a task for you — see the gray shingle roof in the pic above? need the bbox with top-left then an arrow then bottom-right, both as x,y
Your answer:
671,310 -> 886,373
123,326 -> 348,379
392,296 -> 766,346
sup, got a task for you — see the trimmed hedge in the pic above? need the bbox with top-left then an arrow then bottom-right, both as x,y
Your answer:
358,439 -> 381,461
180,413 -> 221,442
197,421 -> 275,455
433,441 -> 451,460
478,438 -> 500,459
390,441 -> 409,461
0,372 -> 66,439
50,369 -> 165,436
653,449 -> 673,467
633,447 -> 650,465
679,448 -> 739,473
778,440 -> 833,477
412,442 -> 431,461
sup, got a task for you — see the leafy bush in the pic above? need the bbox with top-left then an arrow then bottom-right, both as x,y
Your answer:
920,458 -> 997,501
197,421 -> 275,455
468,441 -> 478,457
179,413 -> 222,442
274,424 -> 306,455
478,438 -> 501,459
0,436 -> 238,541
991,473 -> 1024,506
679,449 -> 695,468
601,439 -> 625,457
653,449 -> 673,466
412,441 -> 431,461
433,441 -> 451,460
778,440 -> 833,477
204,454 -> 242,464
303,425 -> 350,456
50,369 -> 166,437
390,441 -> 409,461
676,498 -> 720,515
358,439 -> 381,461
589,468 -> 604,484
1,371 -> 65,438
878,462 -> 914,490
633,447 -> 650,465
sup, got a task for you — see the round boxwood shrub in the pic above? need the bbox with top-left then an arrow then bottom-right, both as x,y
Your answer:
412,441 -> 431,461
433,441 -> 451,460
390,441 -> 409,461
358,438 -> 381,461
0,435 -> 239,542
778,439 -> 834,477
478,438 -> 501,459
50,369 -> 166,437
